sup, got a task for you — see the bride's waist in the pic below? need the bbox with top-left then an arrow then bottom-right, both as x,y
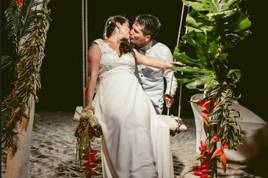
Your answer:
98,68 -> 135,80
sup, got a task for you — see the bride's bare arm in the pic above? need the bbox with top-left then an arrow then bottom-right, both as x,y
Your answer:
134,49 -> 172,69
85,43 -> 101,111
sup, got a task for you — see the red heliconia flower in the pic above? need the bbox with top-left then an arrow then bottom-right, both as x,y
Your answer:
16,0 -> 24,8
193,163 -> 210,170
211,147 -> 223,159
211,146 -> 227,170
192,162 -> 211,178
201,163 -> 209,169
221,141 -> 229,149
220,153 -> 227,170
192,165 -> 202,170
193,171 -> 203,176
194,99 -> 215,125
85,159 -> 96,168
90,149 -> 97,155
194,99 -> 214,113
89,149 -> 97,160
210,135 -> 219,143
199,140 -> 207,155
201,168 -> 209,173
84,149 -> 98,177
193,170 -> 209,178
200,174 -> 209,178
88,126 -> 96,138
200,112 -> 209,125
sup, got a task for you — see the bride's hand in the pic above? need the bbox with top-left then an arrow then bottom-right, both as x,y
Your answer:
85,105 -> 94,113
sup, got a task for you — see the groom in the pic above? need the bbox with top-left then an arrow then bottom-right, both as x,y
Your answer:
130,14 -> 178,114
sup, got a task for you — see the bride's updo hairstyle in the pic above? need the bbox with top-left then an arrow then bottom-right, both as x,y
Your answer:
103,15 -> 134,56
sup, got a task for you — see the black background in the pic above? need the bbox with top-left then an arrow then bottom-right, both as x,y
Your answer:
2,0 -> 268,121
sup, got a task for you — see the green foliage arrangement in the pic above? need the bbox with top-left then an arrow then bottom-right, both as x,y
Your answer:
173,0 -> 251,176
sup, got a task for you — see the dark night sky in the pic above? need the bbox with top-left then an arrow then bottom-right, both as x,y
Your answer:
1,0 -> 268,121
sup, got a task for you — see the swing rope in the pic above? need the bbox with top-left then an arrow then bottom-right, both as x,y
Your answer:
82,0 -> 88,107
167,3 -> 186,118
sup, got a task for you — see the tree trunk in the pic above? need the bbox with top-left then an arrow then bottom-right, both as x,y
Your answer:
5,95 -> 35,178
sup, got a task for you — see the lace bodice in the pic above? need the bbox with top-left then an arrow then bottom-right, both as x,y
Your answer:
94,39 -> 136,78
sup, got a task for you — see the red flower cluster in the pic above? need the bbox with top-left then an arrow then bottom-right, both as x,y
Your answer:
194,98 -> 229,172
193,138 -> 229,177
192,140 -> 212,178
83,127 -> 99,177
84,149 -> 98,178
193,162 -> 211,178
194,98 -> 215,125
16,0 -> 24,8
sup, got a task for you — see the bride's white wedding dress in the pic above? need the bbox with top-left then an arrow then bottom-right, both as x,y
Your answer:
93,39 -> 174,178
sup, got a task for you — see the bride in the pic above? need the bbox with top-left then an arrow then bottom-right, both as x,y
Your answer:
85,15 -> 174,178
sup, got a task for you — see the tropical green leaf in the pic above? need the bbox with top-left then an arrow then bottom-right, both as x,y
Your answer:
207,8 -> 238,19
173,66 -> 202,73
217,0 -> 240,11
173,47 -> 201,66
223,32 -> 249,49
185,75 -> 213,89
186,26 -> 203,33
173,66 -> 213,77
234,16 -> 252,33
226,69 -> 241,83
183,0 -> 216,12
185,80 -> 205,89
199,25 -> 214,32
176,78 -> 194,83
186,14 -> 203,28
217,52 -> 229,62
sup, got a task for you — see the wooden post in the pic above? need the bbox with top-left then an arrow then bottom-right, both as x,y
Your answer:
5,95 -> 35,178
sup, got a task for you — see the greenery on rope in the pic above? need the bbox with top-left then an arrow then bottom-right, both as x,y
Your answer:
1,0 -> 51,154
173,0 -> 251,176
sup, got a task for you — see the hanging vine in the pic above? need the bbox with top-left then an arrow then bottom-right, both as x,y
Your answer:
173,0 -> 251,177
1,0 -> 51,154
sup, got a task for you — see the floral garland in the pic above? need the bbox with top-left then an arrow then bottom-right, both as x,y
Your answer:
74,108 -> 102,177
2,0 -> 50,154
192,96 -> 227,178
189,84 -> 242,178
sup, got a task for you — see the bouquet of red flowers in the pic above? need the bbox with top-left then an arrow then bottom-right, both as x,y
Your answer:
74,108 -> 102,177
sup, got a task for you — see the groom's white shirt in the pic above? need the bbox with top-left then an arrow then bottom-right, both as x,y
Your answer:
136,42 -> 178,113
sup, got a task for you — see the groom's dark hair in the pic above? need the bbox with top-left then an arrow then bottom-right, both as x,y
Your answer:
134,14 -> 161,40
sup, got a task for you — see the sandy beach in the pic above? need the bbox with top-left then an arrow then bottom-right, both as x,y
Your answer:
1,112 -> 267,178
